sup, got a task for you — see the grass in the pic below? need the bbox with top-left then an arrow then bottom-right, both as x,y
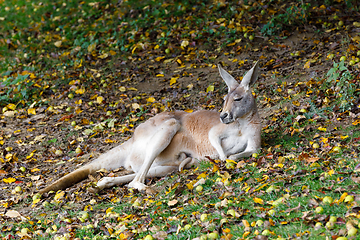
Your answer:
3,152 -> 359,239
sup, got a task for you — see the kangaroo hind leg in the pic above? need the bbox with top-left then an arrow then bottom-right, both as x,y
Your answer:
97,165 -> 178,190
128,118 -> 181,191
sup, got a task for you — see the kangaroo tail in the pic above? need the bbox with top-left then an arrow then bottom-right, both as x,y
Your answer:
38,142 -> 129,194
38,164 -> 96,194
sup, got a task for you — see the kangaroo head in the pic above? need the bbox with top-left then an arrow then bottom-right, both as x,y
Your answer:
218,62 -> 260,124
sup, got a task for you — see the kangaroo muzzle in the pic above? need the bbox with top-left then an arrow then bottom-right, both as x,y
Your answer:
220,112 -> 233,124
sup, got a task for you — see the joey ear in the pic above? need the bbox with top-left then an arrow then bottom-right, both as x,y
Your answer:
218,64 -> 239,92
240,61 -> 260,91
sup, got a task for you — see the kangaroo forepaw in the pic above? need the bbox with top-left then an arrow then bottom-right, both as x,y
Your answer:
179,157 -> 193,172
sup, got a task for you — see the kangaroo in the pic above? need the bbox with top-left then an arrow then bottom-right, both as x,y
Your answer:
38,62 -> 261,194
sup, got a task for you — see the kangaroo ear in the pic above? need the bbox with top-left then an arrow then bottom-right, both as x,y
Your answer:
218,64 -> 239,92
240,61 -> 260,91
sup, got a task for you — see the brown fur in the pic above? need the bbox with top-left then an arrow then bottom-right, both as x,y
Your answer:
38,62 -> 262,193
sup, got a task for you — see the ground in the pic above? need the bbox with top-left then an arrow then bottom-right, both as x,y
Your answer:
1,1 -> 360,239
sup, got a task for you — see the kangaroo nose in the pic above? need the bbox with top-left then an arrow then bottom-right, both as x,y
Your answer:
220,112 -> 228,121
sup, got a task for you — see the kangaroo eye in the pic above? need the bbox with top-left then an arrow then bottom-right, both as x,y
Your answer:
234,97 -> 243,101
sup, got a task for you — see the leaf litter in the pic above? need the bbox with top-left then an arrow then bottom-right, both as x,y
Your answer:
0,0 -> 360,239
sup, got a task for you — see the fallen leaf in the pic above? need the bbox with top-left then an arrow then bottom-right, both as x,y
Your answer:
6,103 -> 16,110
5,210 -> 21,218
3,111 -> 15,117
351,176 -> 360,183
152,231 -> 167,240
54,40 -> 62,47
168,199 -> 178,206
3,177 -> 16,183
54,191 -> 65,200
88,42 -> 97,52
253,197 -> 264,204
170,78 -> 177,85
97,96 -> 104,104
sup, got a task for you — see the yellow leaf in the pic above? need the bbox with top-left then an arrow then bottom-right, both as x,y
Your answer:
54,41 -> 62,48
339,192 -> 348,202
6,103 -> 16,110
98,53 -> 108,59
206,85 -> 214,93
88,42 -> 97,53
340,135 -> 349,139
181,40 -> 189,48
131,46 -> 137,54
54,191 -> 65,201
106,207 -> 114,214
28,108 -> 36,115
255,183 -> 269,191
132,103 -> 140,110
212,164 -> 219,172
3,177 -> 16,183
170,78 -> 177,86
197,172 -> 207,179
105,139 -> 114,143
304,60 -> 311,69
242,219 -> 250,228
26,152 -> 34,159
156,74 -> 164,77
323,97 -> 330,104
226,159 -> 237,165
128,87 -> 137,91
147,97 -> 155,103
154,45 -> 160,50
69,80 -> 77,85
242,232 -> 250,238
352,119 -> 360,126
318,127 -> 326,132
186,182 -> 194,190
253,197 -> 264,204
292,100 -> 300,106
155,56 -> 165,61
352,35 -> 360,41
109,50 -> 116,55
32,198 -> 41,204
75,87 -> 85,94
29,73 -> 36,79
96,96 -> 104,104
184,109 -> 193,113
75,59 -> 83,68
61,51 -> 70,57
222,171 -> 231,179
119,86 -> 126,92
